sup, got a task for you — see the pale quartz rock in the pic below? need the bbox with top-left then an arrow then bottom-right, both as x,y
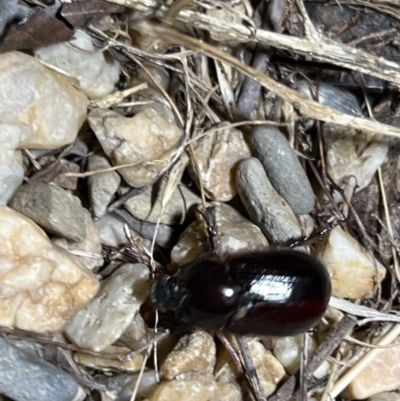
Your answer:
74,345 -> 143,372
88,152 -> 121,219
117,313 -> 149,351
236,158 -> 302,243
368,392 -> 400,401
0,124 -> 23,205
344,341 -> 400,399
161,330 -> 216,380
0,206 -> 99,333
10,183 -> 87,242
188,124 -> 251,201
124,178 -> 200,225
131,85 -> 176,124
34,31 -> 120,99
65,263 -> 150,352
323,124 -> 389,201
272,335 -> 330,379
0,51 -> 88,149
95,213 -> 138,247
171,202 -> 268,267
315,226 -> 386,299
53,210 -> 103,271
145,380 -> 242,401
88,108 -> 182,187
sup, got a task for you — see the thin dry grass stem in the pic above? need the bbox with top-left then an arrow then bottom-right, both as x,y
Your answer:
136,21 -> 400,138
22,149 -> 42,171
329,297 -> 400,324
344,334 -> 400,349
4,329 -> 169,362
130,347 -> 151,401
89,82 -> 148,108
88,25 -> 196,61
63,160 -> 162,178
337,0 -> 400,20
116,0 -> 400,85
378,167 -> 400,282
329,324 -> 400,399
188,142 -> 207,208
295,0 -> 319,41
374,214 -> 400,258
321,352 -> 341,401
124,52 -> 185,127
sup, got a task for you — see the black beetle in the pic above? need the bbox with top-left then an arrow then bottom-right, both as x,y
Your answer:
150,249 -> 331,336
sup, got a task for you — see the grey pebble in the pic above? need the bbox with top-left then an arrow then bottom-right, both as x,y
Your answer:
124,178 -> 200,225
0,337 -> 78,401
114,209 -> 178,248
10,183 -> 86,241
236,158 -> 301,243
297,80 -> 363,117
88,152 -> 121,219
249,125 -> 315,215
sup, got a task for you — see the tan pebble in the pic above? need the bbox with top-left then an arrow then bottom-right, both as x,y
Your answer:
248,339 -> 286,397
345,341 -> 400,399
188,125 -> 251,201
315,226 -> 385,299
0,206 -> 99,333
161,330 -> 216,380
0,51 -> 88,149
145,380 -> 242,401
171,202 -> 268,268
88,108 -> 182,187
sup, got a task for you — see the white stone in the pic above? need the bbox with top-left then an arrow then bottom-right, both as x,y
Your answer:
35,31 -> 120,99
0,206 -> 99,333
272,335 -> 330,379
88,108 -> 182,187
0,125 -> 23,205
95,213 -> 130,247
65,263 -> 150,352
117,313 -> 149,350
94,213 -> 150,248
188,125 -> 251,201
0,51 -> 88,149
53,210 -> 103,271
171,202 -> 268,267
88,152 -> 121,219
316,226 -> 386,299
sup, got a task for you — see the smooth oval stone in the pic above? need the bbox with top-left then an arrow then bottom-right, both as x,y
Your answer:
249,125 -> 314,214
236,158 -> 301,243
